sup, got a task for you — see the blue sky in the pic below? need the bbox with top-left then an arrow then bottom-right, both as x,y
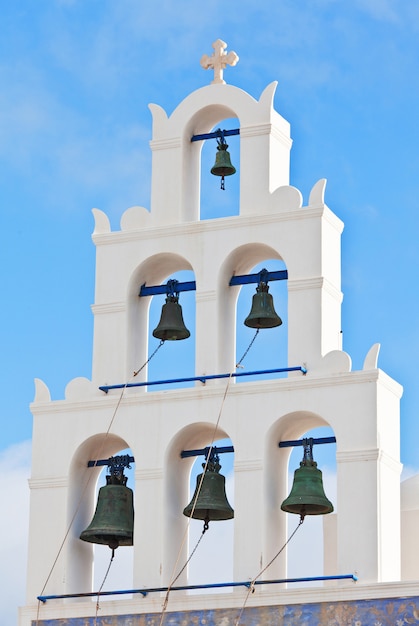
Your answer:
1,1 -> 419,622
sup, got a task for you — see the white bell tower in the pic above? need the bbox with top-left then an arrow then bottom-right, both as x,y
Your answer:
20,40 -> 410,626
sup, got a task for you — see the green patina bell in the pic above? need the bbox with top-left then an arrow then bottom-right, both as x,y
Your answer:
152,294 -> 190,341
211,143 -> 236,178
80,472 -> 134,550
281,439 -> 334,519
211,136 -> 236,189
244,282 -> 282,329
183,457 -> 234,525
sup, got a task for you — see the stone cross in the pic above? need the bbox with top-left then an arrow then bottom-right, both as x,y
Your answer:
200,39 -> 239,85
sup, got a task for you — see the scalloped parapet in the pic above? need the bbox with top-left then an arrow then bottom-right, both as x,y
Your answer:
120,206 -> 151,231
92,208 -> 111,235
65,377 -> 99,401
269,185 -> 303,212
311,349 -> 352,375
363,343 -> 381,370
309,179 -> 327,206
33,378 -> 51,403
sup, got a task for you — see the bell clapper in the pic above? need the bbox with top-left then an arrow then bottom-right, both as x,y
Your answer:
203,516 -> 210,533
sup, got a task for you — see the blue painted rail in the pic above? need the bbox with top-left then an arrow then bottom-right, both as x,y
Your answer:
38,574 -> 357,602
99,366 -> 307,393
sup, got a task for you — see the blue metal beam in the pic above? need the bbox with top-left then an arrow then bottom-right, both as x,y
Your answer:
191,128 -> 240,142
181,437 -> 334,460
279,436 -> 336,448
99,366 -> 307,393
139,281 -> 196,297
229,269 -> 288,286
37,573 -> 357,602
181,445 -> 234,459
139,269 -> 287,297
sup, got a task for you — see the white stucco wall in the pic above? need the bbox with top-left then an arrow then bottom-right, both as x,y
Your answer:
21,80 -> 405,626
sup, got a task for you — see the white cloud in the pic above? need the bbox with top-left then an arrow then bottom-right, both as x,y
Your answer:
0,440 -> 31,626
401,465 -> 419,482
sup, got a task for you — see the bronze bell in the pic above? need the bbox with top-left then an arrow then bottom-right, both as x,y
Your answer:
152,294 -> 190,341
183,456 -> 234,525
244,282 -> 282,329
211,138 -> 236,190
281,439 -> 334,519
80,472 -> 134,550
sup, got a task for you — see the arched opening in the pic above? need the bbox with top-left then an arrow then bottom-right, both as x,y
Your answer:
217,244 -> 288,378
127,255 -> 195,389
92,447 -> 135,598
265,413 -> 337,586
147,269 -> 196,390
67,434 -> 133,596
285,426 -> 336,586
186,437 -> 234,590
236,259 -> 288,380
199,118 -> 240,221
163,424 -> 234,591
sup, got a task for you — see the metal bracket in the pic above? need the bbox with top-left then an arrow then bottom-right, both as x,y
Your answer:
87,454 -> 135,469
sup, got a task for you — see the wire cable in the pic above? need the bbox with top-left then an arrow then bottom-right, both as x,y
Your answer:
236,328 -> 259,367
169,522 -> 209,588
234,515 -> 304,626
94,548 -> 115,624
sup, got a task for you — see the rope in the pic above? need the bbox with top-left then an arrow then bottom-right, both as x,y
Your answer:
35,342 -> 165,625
234,516 -> 304,626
